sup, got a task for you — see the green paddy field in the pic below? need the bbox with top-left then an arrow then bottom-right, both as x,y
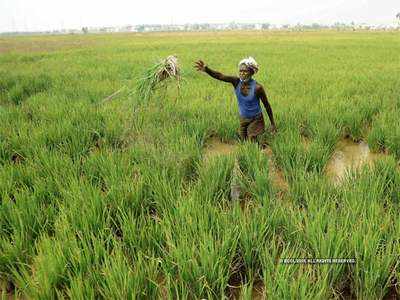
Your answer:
0,30 -> 399,299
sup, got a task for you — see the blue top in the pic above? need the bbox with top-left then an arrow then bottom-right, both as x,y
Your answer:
235,79 -> 262,118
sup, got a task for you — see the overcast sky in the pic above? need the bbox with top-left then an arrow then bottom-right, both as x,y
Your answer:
1,0 -> 399,32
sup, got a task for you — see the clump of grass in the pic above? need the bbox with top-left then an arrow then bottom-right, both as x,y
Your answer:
136,55 -> 181,103
5,74 -> 52,105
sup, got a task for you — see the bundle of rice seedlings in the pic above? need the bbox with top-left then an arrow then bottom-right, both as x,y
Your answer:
98,55 -> 181,106
136,55 -> 181,103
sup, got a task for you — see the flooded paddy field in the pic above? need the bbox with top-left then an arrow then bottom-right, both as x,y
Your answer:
1,31 -> 400,299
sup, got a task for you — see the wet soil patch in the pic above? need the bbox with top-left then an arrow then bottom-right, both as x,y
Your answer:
325,139 -> 387,184
262,147 -> 289,193
335,279 -> 357,300
383,285 -> 399,300
383,277 -> 399,300
226,250 -> 265,299
203,136 -> 238,161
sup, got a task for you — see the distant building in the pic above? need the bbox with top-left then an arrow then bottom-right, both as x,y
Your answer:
2,21 -> 398,36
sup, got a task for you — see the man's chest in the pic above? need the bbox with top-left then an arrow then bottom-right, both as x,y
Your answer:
238,84 -> 259,97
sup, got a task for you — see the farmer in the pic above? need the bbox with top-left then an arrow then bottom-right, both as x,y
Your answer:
194,57 -> 276,142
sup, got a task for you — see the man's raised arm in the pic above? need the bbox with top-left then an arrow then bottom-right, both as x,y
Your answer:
194,60 -> 239,87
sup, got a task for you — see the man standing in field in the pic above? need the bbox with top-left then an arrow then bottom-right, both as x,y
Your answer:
194,57 -> 276,142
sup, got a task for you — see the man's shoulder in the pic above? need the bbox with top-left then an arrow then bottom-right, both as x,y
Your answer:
255,82 -> 266,93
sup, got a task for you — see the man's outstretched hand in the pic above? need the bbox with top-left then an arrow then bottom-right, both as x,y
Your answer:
194,60 -> 206,72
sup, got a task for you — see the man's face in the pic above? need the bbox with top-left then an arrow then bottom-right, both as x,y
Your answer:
239,65 -> 252,82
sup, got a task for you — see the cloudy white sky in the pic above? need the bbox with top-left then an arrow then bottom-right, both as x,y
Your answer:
0,0 -> 399,32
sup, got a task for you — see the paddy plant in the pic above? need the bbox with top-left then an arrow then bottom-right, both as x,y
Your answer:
0,73 -> 52,105
159,198 -> 239,298
99,246 -> 159,299
368,109 -> 400,158
236,142 -> 274,201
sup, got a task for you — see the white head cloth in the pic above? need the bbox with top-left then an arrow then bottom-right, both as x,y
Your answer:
238,56 -> 259,74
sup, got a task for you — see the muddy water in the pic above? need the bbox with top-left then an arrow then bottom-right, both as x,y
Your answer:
325,139 -> 386,184
203,137 -> 238,160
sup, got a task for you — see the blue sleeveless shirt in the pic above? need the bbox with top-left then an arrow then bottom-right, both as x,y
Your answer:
235,79 -> 262,118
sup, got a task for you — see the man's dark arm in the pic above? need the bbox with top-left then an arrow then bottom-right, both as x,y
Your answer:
204,66 -> 239,87
257,85 -> 276,128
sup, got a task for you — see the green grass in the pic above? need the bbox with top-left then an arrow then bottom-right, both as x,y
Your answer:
0,30 -> 399,299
